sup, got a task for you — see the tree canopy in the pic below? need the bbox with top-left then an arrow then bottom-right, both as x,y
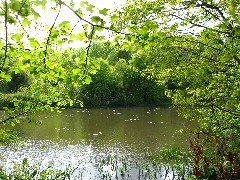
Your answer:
112,0 -> 240,178
0,0 -> 240,179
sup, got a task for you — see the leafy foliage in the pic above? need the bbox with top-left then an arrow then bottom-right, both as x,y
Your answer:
0,0 -> 111,125
0,0 -> 109,152
57,44 -> 167,107
1,0 -> 240,179
113,0 -> 240,179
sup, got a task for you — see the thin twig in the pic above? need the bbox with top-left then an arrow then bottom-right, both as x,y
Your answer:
196,1 -> 234,31
43,8 -> 61,69
18,0 -> 28,13
212,103 -> 240,117
196,1 -> 225,21
0,111 -> 29,124
69,20 -> 80,36
59,0 -> 130,36
81,25 -> 95,78
169,13 -> 228,35
14,14 -> 29,36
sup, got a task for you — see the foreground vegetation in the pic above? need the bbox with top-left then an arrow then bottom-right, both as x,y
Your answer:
1,146 -> 193,179
0,0 -> 240,179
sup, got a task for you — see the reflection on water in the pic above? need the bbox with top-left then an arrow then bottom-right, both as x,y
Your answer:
0,106 -> 193,179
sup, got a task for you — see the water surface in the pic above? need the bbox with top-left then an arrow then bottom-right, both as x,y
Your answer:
0,106 -> 193,179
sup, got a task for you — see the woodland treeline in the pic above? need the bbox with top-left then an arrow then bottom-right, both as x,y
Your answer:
0,43 -> 169,108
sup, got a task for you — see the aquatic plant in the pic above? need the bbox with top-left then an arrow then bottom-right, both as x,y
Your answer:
0,148 -> 195,179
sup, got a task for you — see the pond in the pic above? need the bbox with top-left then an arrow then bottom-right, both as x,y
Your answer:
0,106 -> 194,179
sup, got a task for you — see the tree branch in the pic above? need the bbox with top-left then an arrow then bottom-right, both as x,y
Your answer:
18,0 -> 28,14
0,111 -> 29,125
212,103 -> 240,117
81,25 -> 95,78
233,55 -> 240,64
196,1 -> 233,31
1,0 -> 8,72
180,47 -> 217,62
59,0 -> 130,36
197,1 -> 225,21
175,38 -> 222,52
69,20 -> 80,36
14,13 -> 29,37
169,13 -> 228,35
43,7 -> 61,69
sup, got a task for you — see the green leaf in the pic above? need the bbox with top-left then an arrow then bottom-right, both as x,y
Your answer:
72,69 -> 81,75
90,16 -> 102,24
94,26 -> 104,32
22,18 -> 31,27
50,30 -> 59,39
122,42 -> 130,51
80,1 -> 88,7
75,32 -> 86,40
7,15 -> 16,24
10,67 -> 20,74
58,21 -> 71,30
31,170 -> 38,178
37,120 -> 43,125
14,101 -> 19,107
80,53 -> 87,61
92,60 -> 100,69
29,38 -> 40,48
86,4 -> 95,13
32,9 -> 41,19
0,41 -> 4,48
11,122 -> 15,127
90,69 -> 97,74
11,34 -> 23,43
110,14 -> 118,22
99,8 -> 109,16
69,100 -> 73,106
23,51 -> 32,59
84,76 -> 92,84
68,40 -> 74,44
76,8 -> 83,17
83,24 -> 88,31
9,1 -> 22,11
0,72 -> 11,82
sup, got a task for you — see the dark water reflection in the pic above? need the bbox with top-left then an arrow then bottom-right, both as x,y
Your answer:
0,106 -> 194,179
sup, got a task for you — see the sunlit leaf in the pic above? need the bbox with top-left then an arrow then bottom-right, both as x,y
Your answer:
86,4 -> 95,13
84,76 -> 92,84
11,122 -> 15,127
110,14 -> 118,22
90,16 -> 102,24
80,1 -> 88,7
22,18 -> 31,27
11,34 -> 23,43
99,8 -> 109,16
29,38 -> 40,48
58,21 -> 71,30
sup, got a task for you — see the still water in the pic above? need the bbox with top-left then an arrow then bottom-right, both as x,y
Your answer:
0,106 -> 193,179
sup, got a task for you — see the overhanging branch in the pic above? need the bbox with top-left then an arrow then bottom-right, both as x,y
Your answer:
0,111 -> 29,125
212,103 -> 240,117
59,0 -> 130,36
43,7 -> 61,69
81,25 -> 95,78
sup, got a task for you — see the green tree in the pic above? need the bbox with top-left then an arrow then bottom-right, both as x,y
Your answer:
0,0 -> 113,143
113,0 -> 240,179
